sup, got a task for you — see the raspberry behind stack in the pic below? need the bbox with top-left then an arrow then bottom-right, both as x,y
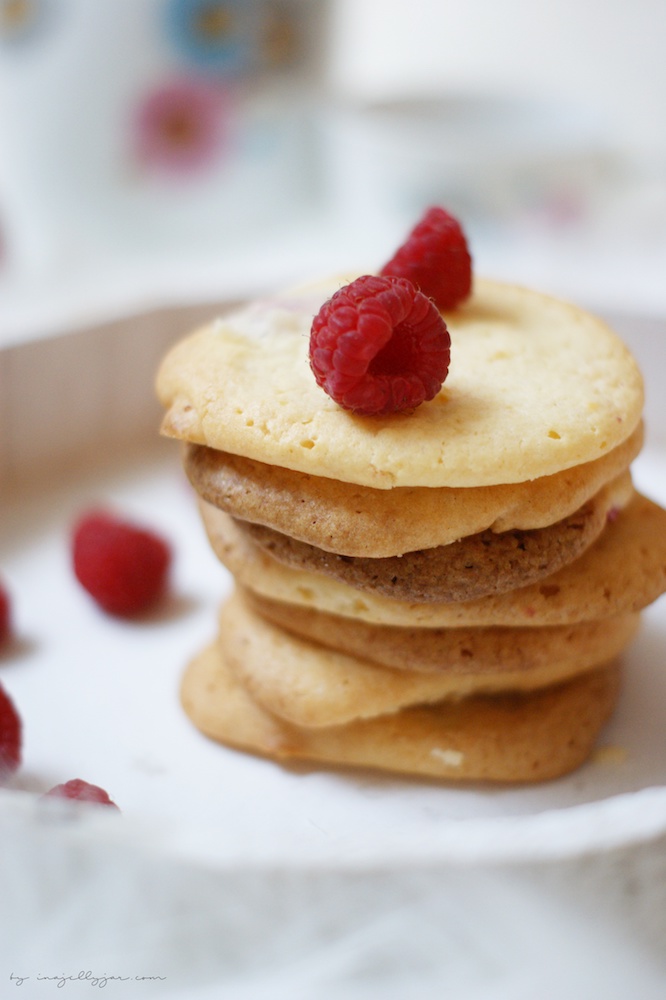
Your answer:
156,214 -> 666,783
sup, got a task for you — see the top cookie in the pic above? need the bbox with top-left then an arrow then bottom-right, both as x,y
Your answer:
156,276 -> 644,489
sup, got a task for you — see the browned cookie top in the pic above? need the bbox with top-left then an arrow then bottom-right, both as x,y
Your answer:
199,491 -> 666,628
216,591 -> 629,725
242,587 -> 640,679
182,424 -> 642,558
235,473 -> 632,604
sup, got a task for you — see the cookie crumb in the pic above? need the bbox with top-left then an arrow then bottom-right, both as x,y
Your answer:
430,747 -> 464,767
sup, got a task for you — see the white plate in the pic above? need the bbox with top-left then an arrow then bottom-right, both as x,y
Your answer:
2,438 -> 666,860
2,307 -> 666,997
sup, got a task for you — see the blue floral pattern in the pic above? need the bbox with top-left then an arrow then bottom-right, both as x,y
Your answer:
164,0 -> 256,76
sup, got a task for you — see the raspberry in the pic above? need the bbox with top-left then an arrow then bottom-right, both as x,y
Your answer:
309,275 -> 450,416
72,510 -> 171,617
380,206 -> 472,310
43,778 -> 119,809
0,580 -> 11,647
0,683 -> 22,781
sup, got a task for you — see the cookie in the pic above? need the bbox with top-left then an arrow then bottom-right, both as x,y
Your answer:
181,640 -> 622,783
157,277 -> 643,489
236,471 -> 632,603
183,422 -> 642,557
218,589 -> 636,726
200,493 -> 666,627
242,587 -> 640,678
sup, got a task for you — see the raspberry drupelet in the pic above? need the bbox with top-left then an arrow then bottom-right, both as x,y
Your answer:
380,205 -> 472,311
309,274 -> 451,416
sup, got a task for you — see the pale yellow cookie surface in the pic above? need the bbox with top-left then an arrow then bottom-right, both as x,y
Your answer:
200,493 -> 666,628
219,590 -> 635,727
181,641 -> 621,783
157,277 -> 644,489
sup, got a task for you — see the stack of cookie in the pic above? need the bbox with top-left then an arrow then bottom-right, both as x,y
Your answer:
156,273 -> 666,783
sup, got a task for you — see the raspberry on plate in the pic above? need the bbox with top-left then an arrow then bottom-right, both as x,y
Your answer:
380,205 -> 472,310
309,274 -> 451,416
43,778 -> 119,809
72,510 -> 172,618
0,682 -> 22,781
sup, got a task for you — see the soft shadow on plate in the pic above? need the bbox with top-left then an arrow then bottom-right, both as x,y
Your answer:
248,617 -> 666,823
0,634 -> 40,665
130,590 -> 200,626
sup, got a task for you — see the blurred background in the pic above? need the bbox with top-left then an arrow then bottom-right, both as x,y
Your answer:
2,0 -> 666,344
2,10 -> 666,990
